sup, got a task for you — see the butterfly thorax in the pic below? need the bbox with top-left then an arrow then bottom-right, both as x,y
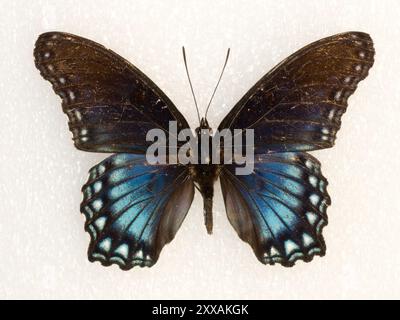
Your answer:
191,117 -> 219,234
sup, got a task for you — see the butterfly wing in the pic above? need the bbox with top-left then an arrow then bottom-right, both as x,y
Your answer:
81,154 -> 194,269
220,153 -> 330,266
219,32 -> 374,153
34,32 -> 189,153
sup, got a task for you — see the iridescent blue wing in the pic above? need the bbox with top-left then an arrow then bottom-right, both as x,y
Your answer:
218,32 -> 374,153
81,154 -> 194,269
220,152 -> 330,266
34,32 -> 189,153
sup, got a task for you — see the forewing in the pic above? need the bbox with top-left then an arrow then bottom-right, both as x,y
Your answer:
219,32 -> 374,153
81,154 -> 194,269
220,152 -> 330,266
34,32 -> 189,153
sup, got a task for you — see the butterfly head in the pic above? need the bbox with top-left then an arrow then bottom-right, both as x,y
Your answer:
200,117 -> 210,129
195,117 -> 212,136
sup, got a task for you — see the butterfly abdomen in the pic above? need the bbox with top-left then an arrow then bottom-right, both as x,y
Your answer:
204,197 -> 213,234
191,164 -> 219,234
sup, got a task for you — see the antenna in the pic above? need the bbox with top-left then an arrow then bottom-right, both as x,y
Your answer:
204,48 -> 230,119
182,47 -> 201,125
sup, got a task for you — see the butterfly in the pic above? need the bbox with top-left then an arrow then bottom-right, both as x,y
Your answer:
34,31 -> 374,269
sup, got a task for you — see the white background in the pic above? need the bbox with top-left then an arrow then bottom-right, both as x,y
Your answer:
1,0 -> 399,299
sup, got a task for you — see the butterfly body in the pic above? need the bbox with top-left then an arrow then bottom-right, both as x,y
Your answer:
192,117 -> 219,234
34,31 -> 374,269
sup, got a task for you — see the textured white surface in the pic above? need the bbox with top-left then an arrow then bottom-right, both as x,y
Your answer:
1,0 -> 400,299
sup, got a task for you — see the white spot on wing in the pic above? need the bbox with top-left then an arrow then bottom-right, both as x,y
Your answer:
97,164 -> 106,175
302,233 -> 315,247
310,194 -> 320,206
68,90 -> 75,101
74,110 -> 82,121
305,159 -> 313,169
321,127 -> 329,134
309,175 -> 318,187
115,244 -> 129,259
93,181 -> 102,193
80,128 -> 88,136
98,237 -> 112,253
306,212 -> 318,225
83,205 -> 94,219
334,91 -> 342,101
92,199 -> 103,211
133,250 -> 144,260
269,246 -> 280,257
94,216 -> 107,232
316,219 -> 325,233
88,225 -> 97,240
285,240 -> 300,255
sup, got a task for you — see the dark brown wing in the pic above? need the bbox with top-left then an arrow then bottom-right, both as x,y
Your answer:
218,32 -> 375,153
34,32 -> 189,153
